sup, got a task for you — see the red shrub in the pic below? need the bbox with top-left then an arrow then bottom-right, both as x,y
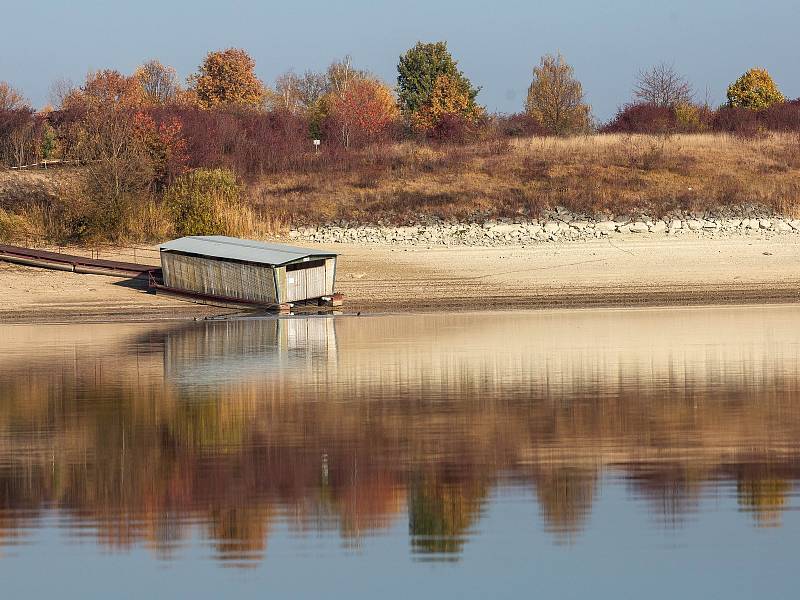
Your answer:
760,99 -> 800,132
712,106 -> 761,137
152,106 -> 311,177
425,113 -> 489,144
492,113 -> 547,137
601,103 -> 677,134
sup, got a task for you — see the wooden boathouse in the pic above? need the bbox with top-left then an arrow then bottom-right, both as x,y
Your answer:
159,236 -> 338,306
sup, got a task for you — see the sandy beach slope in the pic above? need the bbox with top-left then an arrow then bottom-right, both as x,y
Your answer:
1,235 -> 799,322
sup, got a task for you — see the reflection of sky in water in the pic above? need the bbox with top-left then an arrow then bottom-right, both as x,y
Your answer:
3,480 -> 797,599
0,306 -> 799,598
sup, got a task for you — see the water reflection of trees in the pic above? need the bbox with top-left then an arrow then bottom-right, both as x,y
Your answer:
408,474 -> 488,558
0,313 -> 799,564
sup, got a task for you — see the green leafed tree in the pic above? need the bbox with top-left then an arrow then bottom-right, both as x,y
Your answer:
396,41 -> 480,117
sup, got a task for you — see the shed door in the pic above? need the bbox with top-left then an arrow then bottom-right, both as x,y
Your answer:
285,261 -> 327,302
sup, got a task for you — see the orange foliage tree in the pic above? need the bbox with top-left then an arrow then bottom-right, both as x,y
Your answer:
411,74 -> 484,132
325,78 -> 399,147
188,48 -> 265,109
65,69 -> 146,110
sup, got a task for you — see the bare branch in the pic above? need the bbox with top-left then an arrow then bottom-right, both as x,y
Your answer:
634,63 -> 693,107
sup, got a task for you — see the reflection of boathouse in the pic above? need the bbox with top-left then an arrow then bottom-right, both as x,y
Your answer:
163,317 -> 338,385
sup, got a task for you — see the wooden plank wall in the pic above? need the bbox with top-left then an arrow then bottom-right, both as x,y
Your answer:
161,252 -> 278,303
285,264 -> 328,302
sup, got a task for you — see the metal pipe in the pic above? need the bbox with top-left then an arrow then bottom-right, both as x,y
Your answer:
0,253 -> 75,272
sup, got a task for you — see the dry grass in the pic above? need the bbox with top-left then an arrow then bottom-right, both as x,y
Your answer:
250,132 -> 800,224
3,133 -> 800,243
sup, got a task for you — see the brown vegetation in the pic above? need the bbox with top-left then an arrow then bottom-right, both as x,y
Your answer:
243,132 -> 800,226
3,132 -> 800,242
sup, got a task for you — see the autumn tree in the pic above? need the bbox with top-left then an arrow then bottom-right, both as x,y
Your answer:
65,70 -> 145,110
0,109 -> 39,167
397,41 -> 480,118
634,63 -> 693,108
272,58 -> 370,136
411,74 -> 484,133
48,77 -> 77,109
135,60 -> 180,105
272,70 -> 329,112
132,112 -> 188,188
525,53 -> 590,135
0,81 -> 29,111
727,68 -> 784,110
325,78 -> 399,147
189,49 -> 265,109
327,55 -> 367,94
0,84 -> 39,167
75,106 -> 155,238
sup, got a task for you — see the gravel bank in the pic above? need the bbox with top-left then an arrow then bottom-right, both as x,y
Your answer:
289,208 -> 800,246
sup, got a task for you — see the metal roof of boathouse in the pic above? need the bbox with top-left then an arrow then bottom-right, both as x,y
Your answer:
160,236 -> 336,267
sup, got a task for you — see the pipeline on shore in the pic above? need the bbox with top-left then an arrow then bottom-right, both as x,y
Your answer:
0,243 -> 159,279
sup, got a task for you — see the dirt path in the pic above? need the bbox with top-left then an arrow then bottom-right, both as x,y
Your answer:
1,235 -> 799,322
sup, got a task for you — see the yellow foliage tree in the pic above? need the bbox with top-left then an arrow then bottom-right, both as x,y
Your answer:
411,74 -> 484,132
134,60 -> 180,105
188,48 -> 265,109
525,53 -> 590,135
0,81 -> 29,111
727,68 -> 784,110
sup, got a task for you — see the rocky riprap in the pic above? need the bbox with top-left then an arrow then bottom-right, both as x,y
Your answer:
289,207 -> 800,246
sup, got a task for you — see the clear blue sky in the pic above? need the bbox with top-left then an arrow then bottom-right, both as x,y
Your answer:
1,0 -> 797,120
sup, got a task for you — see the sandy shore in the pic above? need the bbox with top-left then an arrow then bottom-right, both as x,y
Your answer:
1,235 -> 800,322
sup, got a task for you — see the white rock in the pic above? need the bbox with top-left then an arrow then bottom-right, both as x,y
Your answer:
595,221 -> 617,233
629,222 -> 649,233
669,219 -> 682,230
687,219 -> 703,231
490,224 -> 517,234
775,220 -> 792,232
650,221 -> 667,233
759,219 -> 772,229
543,221 -> 560,233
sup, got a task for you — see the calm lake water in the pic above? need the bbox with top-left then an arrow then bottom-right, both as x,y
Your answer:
1,307 -> 799,598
